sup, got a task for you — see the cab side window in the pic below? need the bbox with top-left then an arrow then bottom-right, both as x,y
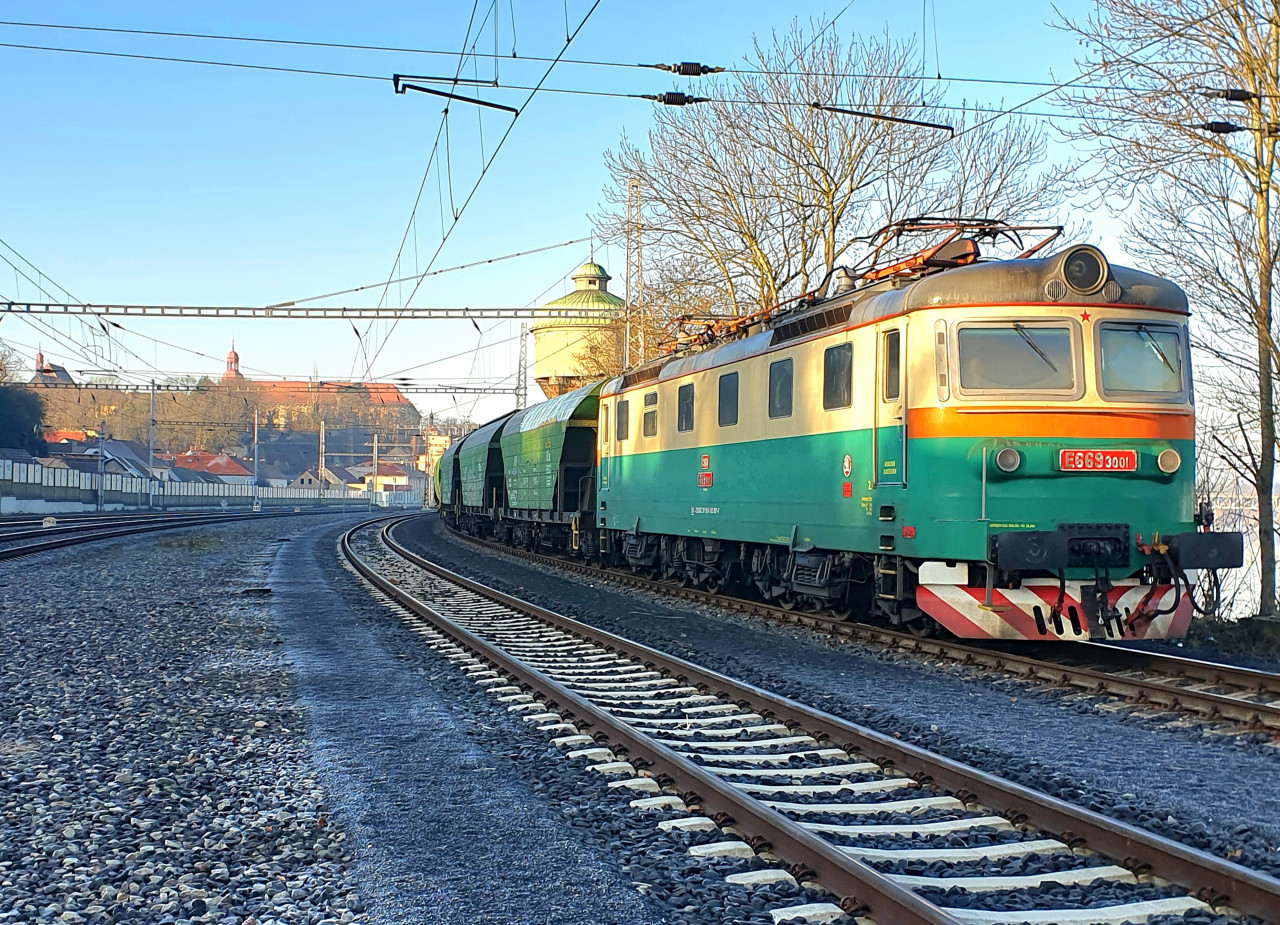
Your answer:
718,372 -> 738,426
823,343 -> 852,410
677,384 -> 694,432
769,359 -> 793,418
883,330 -> 901,401
616,400 -> 629,440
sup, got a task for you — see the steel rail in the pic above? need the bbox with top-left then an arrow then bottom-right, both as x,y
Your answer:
1081,643 -> 1280,698
344,518 -> 962,925
0,508 -> 340,561
443,525 -> 1280,733
378,517 -> 1280,921
0,510 -> 268,541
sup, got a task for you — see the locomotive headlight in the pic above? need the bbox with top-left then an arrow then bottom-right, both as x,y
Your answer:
1157,448 -> 1182,474
1061,246 -> 1108,295
995,447 -> 1022,472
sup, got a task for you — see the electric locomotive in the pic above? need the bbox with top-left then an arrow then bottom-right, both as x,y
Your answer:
437,220 -> 1244,641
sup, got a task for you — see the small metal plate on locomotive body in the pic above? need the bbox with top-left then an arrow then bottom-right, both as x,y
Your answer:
1058,448 -> 1137,472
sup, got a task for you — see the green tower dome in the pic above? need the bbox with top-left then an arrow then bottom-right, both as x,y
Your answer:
539,262 -> 624,315
531,259 -> 623,398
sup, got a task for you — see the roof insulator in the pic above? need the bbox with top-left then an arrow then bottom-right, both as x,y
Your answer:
1195,120 -> 1248,134
649,62 -> 724,76
641,92 -> 709,106
1199,87 -> 1258,102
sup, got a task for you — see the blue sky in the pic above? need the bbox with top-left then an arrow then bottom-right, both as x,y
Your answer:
0,0 -> 1108,423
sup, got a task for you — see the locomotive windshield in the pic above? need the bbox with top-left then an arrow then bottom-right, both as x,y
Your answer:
957,323 -> 1075,391
1098,322 -> 1184,396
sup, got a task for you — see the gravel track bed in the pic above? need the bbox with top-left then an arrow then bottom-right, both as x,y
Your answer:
1107,638 -> 1280,675
815,828 -> 1032,849
327,527 -> 854,925
395,516 -> 1280,881
868,851 -> 1103,878
915,880 -> 1185,911
0,514 -> 364,925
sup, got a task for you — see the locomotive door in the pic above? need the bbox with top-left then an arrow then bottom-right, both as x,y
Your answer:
874,326 -> 905,485
599,403 -> 611,492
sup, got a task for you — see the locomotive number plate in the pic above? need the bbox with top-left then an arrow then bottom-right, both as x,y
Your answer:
1058,449 -> 1137,471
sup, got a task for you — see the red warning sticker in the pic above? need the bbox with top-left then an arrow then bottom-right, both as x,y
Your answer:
700,454 -> 710,470
842,482 -> 852,498
697,471 -> 714,488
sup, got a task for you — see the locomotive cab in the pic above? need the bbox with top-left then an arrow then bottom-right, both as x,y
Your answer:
901,245 -> 1242,639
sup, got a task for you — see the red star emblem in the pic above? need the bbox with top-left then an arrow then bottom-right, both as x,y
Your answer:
1079,310 -> 1091,322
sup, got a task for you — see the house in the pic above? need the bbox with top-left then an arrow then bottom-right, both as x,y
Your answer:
167,466 -> 225,484
28,350 -> 75,386
43,441 -> 154,479
166,451 -> 255,486
219,345 -> 421,432
102,439 -> 160,480
346,460 -> 412,491
289,465 -> 357,490
0,448 -> 37,465
417,433 -> 452,475
37,454 -> 132,477
254,460 -> 290,488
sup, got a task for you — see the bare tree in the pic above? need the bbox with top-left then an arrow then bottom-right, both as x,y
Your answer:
0,341 -> 18,384
1055,0 -> 1279,618
598,22 -> 1063,321
1196,405 -> 1265,617
573,271 -> 725,379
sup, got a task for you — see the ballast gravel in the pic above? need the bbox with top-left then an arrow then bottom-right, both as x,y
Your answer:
0,513 -> 366,925
394,516 -> 1280,882
317,524 -> 860,925
358,527 -> 1269,925
270,522 -> 677,925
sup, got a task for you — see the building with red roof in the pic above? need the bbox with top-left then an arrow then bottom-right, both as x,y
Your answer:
217,344 -> 419,433
165,451 -> 255,485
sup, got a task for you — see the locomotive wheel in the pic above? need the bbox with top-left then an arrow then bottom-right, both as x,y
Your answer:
904,614 -> 939,637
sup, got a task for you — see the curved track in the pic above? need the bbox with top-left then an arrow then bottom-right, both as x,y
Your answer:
0,508 -> 341,562
342,515 -> 1280,925
441,520 -> 1280,736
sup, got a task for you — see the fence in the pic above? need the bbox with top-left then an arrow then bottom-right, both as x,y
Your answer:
0,459 -> 423,514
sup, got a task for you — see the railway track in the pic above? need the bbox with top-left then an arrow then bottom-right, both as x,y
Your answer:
440,521 -> 1280,737
0,508 -> 342,561
343,515 -> 1280,925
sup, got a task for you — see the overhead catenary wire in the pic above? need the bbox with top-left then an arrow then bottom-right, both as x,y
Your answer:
357,0 -> 487,377
0,39 -> 1187,128
0,257 -> 143,379
2,241 -> 551,385
0,248 -> 295,381
0,236 -> 136,378
0,15 -> 1164,93
359,0 -> 606,380
3,10 -> 1225,411
271,235 -> 592,307
875,4 -> 1235,167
